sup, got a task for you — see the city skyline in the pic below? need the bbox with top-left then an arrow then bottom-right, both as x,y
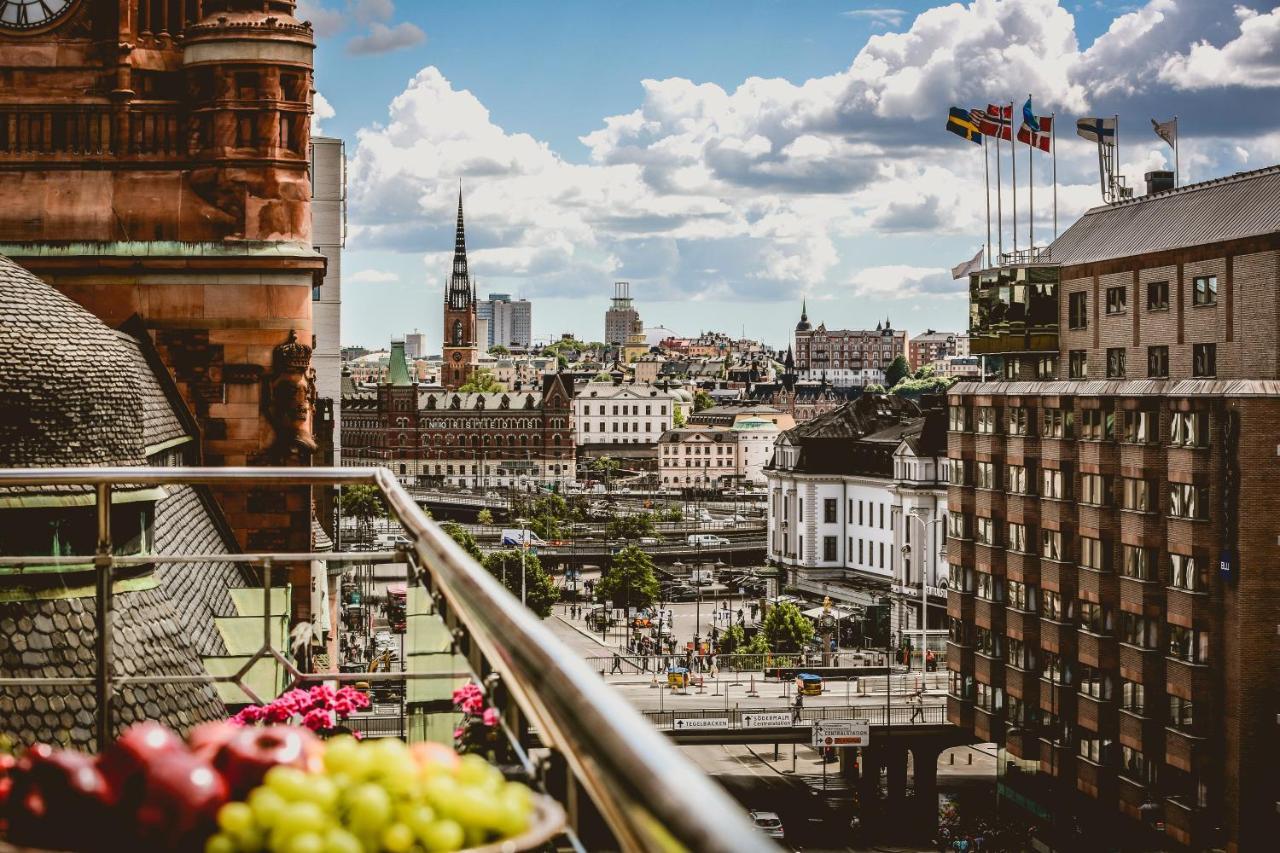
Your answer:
307,0 -> 1280,350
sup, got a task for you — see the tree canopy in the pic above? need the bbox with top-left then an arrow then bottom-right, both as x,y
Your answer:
693,390 -> 715,412
338,484 -> 387,531
607,512 -> 655,540
594,545 -> 660,609
884,355 -> 911,388
457,368 -> 503,393
760,601 -> 814,652
488,345 -> 509,356
483,550 -> 559,617
439,521 -> 483,562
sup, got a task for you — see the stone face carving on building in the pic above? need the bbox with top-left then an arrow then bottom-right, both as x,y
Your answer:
265,329 -> 317,460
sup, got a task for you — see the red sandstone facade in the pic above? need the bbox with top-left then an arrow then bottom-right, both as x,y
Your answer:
0,1 -> 323,552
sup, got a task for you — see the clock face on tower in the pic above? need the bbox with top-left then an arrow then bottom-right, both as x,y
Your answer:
0,0 -> 77,32
451,351 -> 463,362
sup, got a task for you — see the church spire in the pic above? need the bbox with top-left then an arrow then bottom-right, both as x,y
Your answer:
448,182 -> 472,309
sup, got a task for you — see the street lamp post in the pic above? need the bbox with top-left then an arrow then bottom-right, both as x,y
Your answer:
900,509 -> 945,674
516,516 -> 531,606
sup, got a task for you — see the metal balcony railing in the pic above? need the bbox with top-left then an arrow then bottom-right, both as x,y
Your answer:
0,466 -> 773,853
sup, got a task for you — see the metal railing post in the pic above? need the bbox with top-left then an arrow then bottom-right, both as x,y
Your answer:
93,483 -> 113,749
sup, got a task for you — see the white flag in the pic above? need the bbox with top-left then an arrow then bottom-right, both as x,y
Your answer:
951,247 -> 984,280
1151,118 -> 1177,149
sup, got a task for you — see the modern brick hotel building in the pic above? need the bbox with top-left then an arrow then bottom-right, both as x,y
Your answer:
946,166 -> 1280,852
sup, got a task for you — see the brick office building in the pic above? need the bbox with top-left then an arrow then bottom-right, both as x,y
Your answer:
946,166 -> 1280,852
342,341 -> 576,491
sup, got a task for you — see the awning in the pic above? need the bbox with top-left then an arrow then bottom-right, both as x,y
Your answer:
801,605 -> 860,620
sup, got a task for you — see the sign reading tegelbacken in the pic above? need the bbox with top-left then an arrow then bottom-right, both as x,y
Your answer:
673,718 -> 730,730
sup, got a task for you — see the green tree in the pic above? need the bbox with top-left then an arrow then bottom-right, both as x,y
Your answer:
482,550 -> 559,617
439,521 -> 483,562
719,623 -> 747,654
591,455 -> 621,488
458,368 -> 502,392
594,545 -> 660,609
693,390 -> 715,412
884,355 -> 911,388
760,601 -> 814,652
891,374 -> 958,398
607,512 -> 655,540
672,407 -> 687,427
862,382 -> 887,394
476,508 -> 494,526
661,505 -> 683,522
488,344 -> 510,356
338,484 -> 387,536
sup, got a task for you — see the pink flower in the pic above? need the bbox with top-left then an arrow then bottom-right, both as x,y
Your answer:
333,699 -> 354,718
452,728 -> 465,740
301,708 -> 332,731
482,708 -> 499,727
265,704 -> 294,724
352,731 -> 365,740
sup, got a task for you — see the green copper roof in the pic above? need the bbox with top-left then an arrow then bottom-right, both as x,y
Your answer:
388,340 -> 413,386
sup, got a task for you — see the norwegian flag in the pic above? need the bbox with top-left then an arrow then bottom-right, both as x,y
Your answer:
1017,114 -> 1053,152
977,103 -> 1013,141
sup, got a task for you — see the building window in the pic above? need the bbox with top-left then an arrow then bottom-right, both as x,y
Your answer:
1040,588 -> 1072,622
1170,412 -> 1208,448
1007,407 -> 1029,435
974,516 -> 997,546
976,626 -> 1004,658
1105,286 -> 1127,314
1168,695 -> 1197,732
823,498 -> 837,523
1170,553 -> 1208,591
1040,529 -> 1064,562
1006,522 -> 1030,554
1121,612 -> 1160,649
1106,347 -> 1126,378
1121,546 -> 1157,582
1080,409 -> 1113,441
947,512 -> 971,540
976,407 -> 999,434
1069,291 -> 1088,329
1036,356 -> 1057,379
1078,664 -> 1113,699
823,536 -> 838,561
1123,409 -> 1158,444
1191,274 -> 1217,306
1120,681 -> 1146,715
975,461 -> 997,490
1079,536 -> 1109,572
1042,408 -> 1073,438
1192,342 -> 1216,377
1068,350 -> 1087,379
1005,464 -> 1030,494
1147,346 -> 1169,378
948,406 -> 969,432
1080,473 -> 1111,506
1040,467 -> 1069,500
1168,625 -> 1210,663
1147,280 -> 1170,310
1007,579 -> 1036,611
1121,478 -> 1154,512
1169,483 -> 1208,520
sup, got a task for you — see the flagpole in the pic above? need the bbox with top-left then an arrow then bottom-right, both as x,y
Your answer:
1115,113 -> 1120,200
1174,116 -> 1179,187
995,110 -> 1004,261
1051,112 -> 1058,240
1010,102 -> 1017,258
983,134 -> 992,268
1028,95 -> 1034,255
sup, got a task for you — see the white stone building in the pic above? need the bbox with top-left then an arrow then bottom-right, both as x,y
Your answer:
310,136 -> 344,459
573,382 -> 680,447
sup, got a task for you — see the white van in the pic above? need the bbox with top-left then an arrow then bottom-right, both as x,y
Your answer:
374,533 -> 411,549
687,534 -> 730,547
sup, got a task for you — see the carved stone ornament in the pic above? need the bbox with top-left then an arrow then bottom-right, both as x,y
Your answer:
265,329 -> 317,459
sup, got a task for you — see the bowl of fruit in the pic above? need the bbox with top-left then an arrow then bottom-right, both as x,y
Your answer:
0,723 -> 563,852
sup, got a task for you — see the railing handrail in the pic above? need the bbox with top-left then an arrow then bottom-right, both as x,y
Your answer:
0,466 -> 773,853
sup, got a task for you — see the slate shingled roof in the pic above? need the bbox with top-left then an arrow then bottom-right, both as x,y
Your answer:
0,584 -> 226,751
1049,164 -> 1280,267
121,332 -> 188,453
0,256 -> 145,471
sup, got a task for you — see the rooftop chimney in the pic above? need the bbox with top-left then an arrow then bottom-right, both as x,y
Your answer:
1144,170 -> 1175,195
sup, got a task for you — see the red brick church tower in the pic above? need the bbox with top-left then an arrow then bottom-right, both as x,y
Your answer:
0,1 -> 322,553
442,186 -> 479,390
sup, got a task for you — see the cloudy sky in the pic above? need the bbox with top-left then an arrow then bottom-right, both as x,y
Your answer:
302,0 -> 1280,351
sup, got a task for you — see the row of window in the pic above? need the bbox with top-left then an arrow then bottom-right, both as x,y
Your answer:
1067,275 -> 1216,329
584,421 -> 658,433
1068,344 -> 1216,379
953,467 -> 1209,517
951,406 -> 1209,446
584,404 -> 668,416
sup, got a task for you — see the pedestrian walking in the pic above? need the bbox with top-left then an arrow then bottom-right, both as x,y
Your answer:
792,690 -> 804,724
910,686 -> 925,722
610,653 -> 623,674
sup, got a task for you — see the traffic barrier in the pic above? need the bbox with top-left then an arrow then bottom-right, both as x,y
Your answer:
747,675 -> 759,697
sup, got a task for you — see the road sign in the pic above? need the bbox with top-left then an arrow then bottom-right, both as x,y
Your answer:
741,712 -> 793,728
812,719 -> 870,748
673,718 -> 730,730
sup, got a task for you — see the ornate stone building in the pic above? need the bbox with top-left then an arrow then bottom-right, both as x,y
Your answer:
0,1 -> 323,555
342,341 -> 576,491
442,188 -> 479,390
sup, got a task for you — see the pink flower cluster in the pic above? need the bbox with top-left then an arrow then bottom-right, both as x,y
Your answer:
451,682 -> 485,715
231,684 -> 371,731
450,681 -> 500,754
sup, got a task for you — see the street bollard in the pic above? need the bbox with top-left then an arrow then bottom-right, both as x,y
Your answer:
968,753 -> 973,765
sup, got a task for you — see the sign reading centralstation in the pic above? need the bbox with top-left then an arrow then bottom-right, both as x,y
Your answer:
812,719 -> 870,748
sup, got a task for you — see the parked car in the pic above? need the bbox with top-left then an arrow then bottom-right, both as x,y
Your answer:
687,534 -> 730,547
638,536 -> 661,546
749,810 -> 784,840
373,533 -> 410,549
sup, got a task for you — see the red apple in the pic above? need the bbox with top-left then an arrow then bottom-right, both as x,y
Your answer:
5,745 -> 115,850
213,725 -> 316,799
98,721 -> 187,801
186,720 -> 242,764
133,752 -> 228,849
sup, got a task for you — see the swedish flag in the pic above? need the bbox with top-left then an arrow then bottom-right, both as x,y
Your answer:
946,107 -> 983,145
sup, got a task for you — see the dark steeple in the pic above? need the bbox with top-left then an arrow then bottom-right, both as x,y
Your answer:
795,299 -> 812,333
448,183 -> 472,310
